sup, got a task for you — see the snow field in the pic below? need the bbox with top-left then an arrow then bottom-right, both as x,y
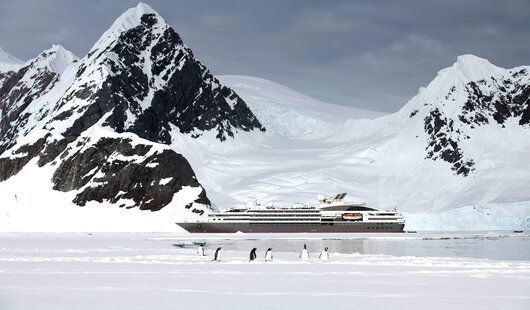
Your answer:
0,233 -> 528,310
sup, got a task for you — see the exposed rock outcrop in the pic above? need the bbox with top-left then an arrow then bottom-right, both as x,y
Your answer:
52,136 -> 209,214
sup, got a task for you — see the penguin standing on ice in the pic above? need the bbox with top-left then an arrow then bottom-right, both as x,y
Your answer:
213,247 -> 222,261
319,247 -> 329,262
197,245 -> 206,256
300,243 -> 309,261
249,248 -> 257,262
265,248 -> 273,262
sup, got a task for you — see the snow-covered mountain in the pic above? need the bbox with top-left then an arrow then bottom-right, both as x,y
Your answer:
0,3 -> 528,231
53,3 -> 263,145
0,3 -> 264,231
326,55 -> 530,229
391,55 -> 529,176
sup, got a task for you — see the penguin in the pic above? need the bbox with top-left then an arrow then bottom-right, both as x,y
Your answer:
249,248 -> 257,262
300,243 -> 309,261
197,245 -> 205,256
265,248 -> 273,262
319,247 -> 329,262
213,247 -> 222,261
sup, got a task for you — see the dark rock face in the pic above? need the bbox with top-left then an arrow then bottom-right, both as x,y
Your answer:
421,67 -> 530,177
0,136 -> 48,181
0,133 -> 68,182
424,109 -> 474,176
37,138 -> 68,166
0,70 -> 16,90
458,72 -> 530,128
52,12 -> 264,145
52,136 -> 210,213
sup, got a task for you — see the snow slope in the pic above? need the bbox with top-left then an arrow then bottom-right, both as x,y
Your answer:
219,75 -> 383,139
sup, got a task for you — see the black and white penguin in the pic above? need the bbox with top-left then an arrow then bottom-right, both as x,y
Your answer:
265,248 -> 273,262
319,247 -> 329,262
300,243 -> 309,261
213,247 -> 222,261
249,248 -> 257,262
197,245 -> 205,256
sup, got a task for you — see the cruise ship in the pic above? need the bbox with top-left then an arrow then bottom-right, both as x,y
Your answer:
176,193 -> 405,233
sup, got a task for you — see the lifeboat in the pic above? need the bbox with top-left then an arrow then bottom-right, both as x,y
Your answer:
342,213 -> 362,221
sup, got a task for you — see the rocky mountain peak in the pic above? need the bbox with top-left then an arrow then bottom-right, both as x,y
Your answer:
111,2 -> 159,30
89,2 -> 168,55
52,3 -> 263,144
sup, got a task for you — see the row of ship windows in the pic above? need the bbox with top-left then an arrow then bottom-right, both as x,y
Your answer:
225,210 -> 319,213
210,214 -> 321,218
244,223 -> 318,226
213,218 -> 320,221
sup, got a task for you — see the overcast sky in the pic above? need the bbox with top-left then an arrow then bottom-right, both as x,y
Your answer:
0,0 -> 529,112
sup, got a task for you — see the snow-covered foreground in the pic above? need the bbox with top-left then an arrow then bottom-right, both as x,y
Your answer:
0,233 -> 528,310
